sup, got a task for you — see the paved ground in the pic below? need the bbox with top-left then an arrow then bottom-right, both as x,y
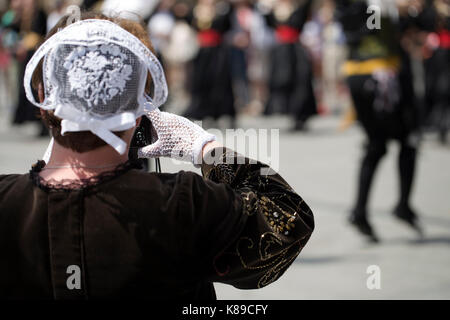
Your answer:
1,112 -> 449,300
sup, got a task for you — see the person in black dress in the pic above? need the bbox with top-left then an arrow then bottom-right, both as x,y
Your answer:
183,0 -> 236,123
422,0 -> 450,143
9,0 -> 47,135
261,0 -> 317,131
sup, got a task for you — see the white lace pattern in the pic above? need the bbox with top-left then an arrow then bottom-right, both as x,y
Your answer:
64,45 -> 133,107
23,19 -> 169,155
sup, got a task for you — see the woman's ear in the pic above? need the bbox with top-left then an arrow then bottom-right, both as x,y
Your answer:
38,83 -> 44,103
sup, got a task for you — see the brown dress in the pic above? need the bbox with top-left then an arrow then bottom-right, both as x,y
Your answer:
0,148 -> 314,299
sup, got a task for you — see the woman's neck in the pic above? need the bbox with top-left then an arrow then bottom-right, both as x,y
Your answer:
40,142 -> 129,181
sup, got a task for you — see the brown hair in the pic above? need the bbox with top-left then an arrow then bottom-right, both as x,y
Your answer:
33,11 -> 155,153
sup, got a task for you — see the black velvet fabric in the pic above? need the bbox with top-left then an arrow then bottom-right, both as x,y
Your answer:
0,149 -> 314,299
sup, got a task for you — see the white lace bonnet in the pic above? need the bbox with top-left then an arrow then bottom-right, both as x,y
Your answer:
24,19 -> 168,155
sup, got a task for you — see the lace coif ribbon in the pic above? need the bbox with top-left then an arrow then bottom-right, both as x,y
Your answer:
55,105 -> 136,155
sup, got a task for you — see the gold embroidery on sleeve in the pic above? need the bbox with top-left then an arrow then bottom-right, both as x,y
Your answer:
260,196 -> 297,236
234,234 -> 305,288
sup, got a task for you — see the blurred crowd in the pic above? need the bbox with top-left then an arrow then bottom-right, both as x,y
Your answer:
0,0 -> 448,141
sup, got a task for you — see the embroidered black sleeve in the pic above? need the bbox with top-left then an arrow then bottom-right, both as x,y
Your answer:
201,147 -> 314,289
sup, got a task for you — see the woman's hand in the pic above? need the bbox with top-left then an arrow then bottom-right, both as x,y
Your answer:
202,140 -> 223,158
138,109 -> 217,166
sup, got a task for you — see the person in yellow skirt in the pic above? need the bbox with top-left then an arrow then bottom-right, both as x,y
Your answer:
335,0 -> 426,242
